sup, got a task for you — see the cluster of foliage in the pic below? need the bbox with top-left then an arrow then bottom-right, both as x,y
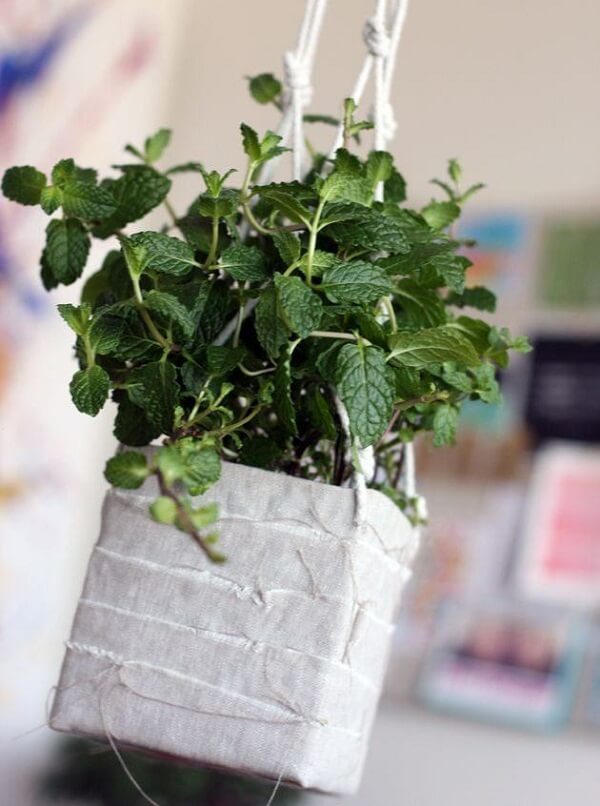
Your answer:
41,737 -> 300,805
2,74 -> 528,561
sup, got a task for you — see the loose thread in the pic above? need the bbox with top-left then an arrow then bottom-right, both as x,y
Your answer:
99,679 -> 163,806
265,767 -> 286,806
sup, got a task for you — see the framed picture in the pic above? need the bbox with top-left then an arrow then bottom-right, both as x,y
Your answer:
418,598 -> 586,730
518,444 -> 600,607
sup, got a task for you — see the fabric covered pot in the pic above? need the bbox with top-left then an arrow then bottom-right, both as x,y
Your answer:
50,460 -> 417,795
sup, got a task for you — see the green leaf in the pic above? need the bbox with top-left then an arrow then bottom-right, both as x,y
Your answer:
446,285 -> 497,312
205,345 -> 245,375
94,165 -> 171,236
129,231 -> 198,275
88,311 -> 127,355
197,188 -> 239,219
432,403 -> 459,446
388,326 -> 480,368
144,128 -> 171,163
61,179 -> 116,220
323,205 -> 410,253
320,260 -> 393,304
255,286 -> 289,359
166,161 -> 203,175
335,342 -> 395,446
45,219 -> 91,286
128,361 -> 179,433
219,244 -> 267,281
70,366 -> 110,416
57,303 -> 91,336
300,249 -> 337,278
149,496 -> 177,524
305,386 -> 337,440
274,274 -> 323,338
384,168 -> 407,203
51,158 -> 97,186
471,363 -> 501,404
448,158 -> 462,185
114,397 -> 161,446
144,290 -> 195,341
271,230 -> 300,265
40,185 -> 63,214
395,278 -> 447,327
2,166 -> 46,205
256,188 -> 312,226
183,446 -> 221,495
119,234 -> 148,278
248,73 -> 282,104
104,451 -> 149,489
273,347 -> 297,436
366,151 -> 393,191
319,149 -> 371,206
422,200 -> 461,229
241,123 -> 261,162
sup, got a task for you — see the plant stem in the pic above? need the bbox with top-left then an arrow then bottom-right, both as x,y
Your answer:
306,197 -> 325,284
309,330 -> 359,342
205,214 -> 220,268
163,198 -> 178,227
380,296 -> 397,333
156,470 -> 224,562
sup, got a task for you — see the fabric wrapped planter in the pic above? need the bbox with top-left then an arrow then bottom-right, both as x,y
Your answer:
50,460 -> 417,795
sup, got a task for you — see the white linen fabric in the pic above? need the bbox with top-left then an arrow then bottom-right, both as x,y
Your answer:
50,460 -> 417,795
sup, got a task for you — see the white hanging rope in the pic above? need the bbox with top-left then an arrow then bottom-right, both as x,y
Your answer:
283,0 -> 328,180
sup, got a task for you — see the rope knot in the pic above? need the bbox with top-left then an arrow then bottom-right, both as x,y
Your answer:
363,17 -> 390,58
283,50 -> 313,106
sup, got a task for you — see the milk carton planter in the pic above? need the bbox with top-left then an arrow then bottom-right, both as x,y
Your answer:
2,21 -> 526,797
50,461 -> 415,794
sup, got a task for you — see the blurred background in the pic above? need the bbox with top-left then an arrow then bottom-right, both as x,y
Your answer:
1,1 -> 600,804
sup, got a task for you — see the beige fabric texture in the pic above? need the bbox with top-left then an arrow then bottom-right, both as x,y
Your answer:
50,460 -> 417,795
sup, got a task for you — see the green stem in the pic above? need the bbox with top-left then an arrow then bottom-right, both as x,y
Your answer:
205,214 -> 220,268
380,296 -> 397,333
132,275 -> 171,350
309,330 -> 360,342
306,197 -> 325,284
163,198 -> 178,227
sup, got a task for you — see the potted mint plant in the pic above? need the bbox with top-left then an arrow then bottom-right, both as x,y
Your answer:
2,81 -> 528,794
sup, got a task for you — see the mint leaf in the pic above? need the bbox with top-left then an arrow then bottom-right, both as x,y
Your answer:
197,189 -> 239,219
271,230 -> 300,265
241,123 -> 261,161
422,200 -> 461,229
320,260 -> 393,304
256,187 -> 312,226
70,366 -> 110,416
129,231 -> 198,275
128,361 -> 179,433
114,397 -> 160,446
40,186 -> 63,214
45,219 -> 91,286
388,326 -> 480,368
335,342 -> 395,445
2,165 -> 46,205
305,386 -> 336,440
432,403 -> 459,446
104,451 -> 149,488
144,290 -> 194,342
205,345 -> 245,375
384,168 -> 407,203
219,244 -> 267,281
255,286 -> 289,358
273,347 -> 297,435
51,158 -> 97,186
61,179 -> 116,220
149,496 -> 178,524
248,73 -> 282,105
57,303 -> 91,336
446,286 -> 497,313
395,278 -> 447,327
366,151 -> 393,192
144,128 -> 171,163
94,166 -> 171,236
323,205 -> 410,253
320,150 -> 371,206
274,274 -> 323,337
